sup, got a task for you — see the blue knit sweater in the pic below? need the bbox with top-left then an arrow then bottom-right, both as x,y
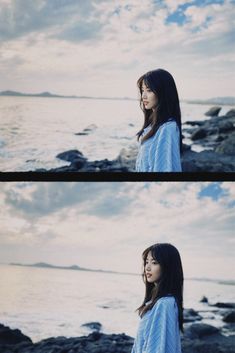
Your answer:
135,120 -> 182,172
131,296 -> 182,353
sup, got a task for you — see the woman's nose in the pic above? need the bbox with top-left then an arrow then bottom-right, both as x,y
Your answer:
145,264 -> 150,271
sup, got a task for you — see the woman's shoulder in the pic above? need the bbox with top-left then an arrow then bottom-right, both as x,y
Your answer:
159,119 -> 178,132
154,296 -> 177,310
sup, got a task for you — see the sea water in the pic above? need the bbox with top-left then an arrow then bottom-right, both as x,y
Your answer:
0,96 -> 232,171
0,264 -> 234,342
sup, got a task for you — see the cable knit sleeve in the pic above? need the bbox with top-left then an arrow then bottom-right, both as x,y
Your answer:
143,297 -> 181,353
148,122 -> 181,172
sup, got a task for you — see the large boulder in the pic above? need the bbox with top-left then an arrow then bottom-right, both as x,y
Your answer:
0,323 -> 32,345
182,149 -> 235,172
182,334 -> 235,353
225,109 -> 235,117
205,106 -> 221,117
217,121 -> 235,133
191,128 -> 207,140
215,132 -> 235,155
184,323 -> 219,339
222,311 -> 235,323
56,149 -> 86,163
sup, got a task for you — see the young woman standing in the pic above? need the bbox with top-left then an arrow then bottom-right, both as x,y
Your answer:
135,69 -> 182,172
131,243 -> 184,353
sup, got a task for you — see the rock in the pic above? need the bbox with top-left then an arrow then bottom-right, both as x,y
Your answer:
81,322 -> 102,332
215,131 -> 235,155
83,124 -> 97,132
191,128 -> 207,140
182,149 -> 235,172
75,132 -> 88,136
75,124 -> 98,136
184,309 -> 202,323
56,149 -> 86,163
200,296 -> 208,303
226,109 -> 235,117
184,323 -> 219,339
14,332 -> 133,353
1,322 -> 235,353
182,143 -> 191,152
182,333 -> 235,353
115,144 -> 137,171
215,135 -> 226,142
222,311 -> 235,323
205,106 -> 221,117
0,323 -> 32,345
184,120 -> 205,126
70,158 -> 87,170
211,302 -> 235,309
218,121 -> 235,133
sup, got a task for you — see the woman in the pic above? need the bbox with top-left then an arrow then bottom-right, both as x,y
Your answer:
131,243 -> 184,353
135,69 -> 182,172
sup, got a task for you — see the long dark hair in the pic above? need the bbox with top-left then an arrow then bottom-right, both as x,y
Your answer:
137,69 -> 182,153
137,243 -> 184,332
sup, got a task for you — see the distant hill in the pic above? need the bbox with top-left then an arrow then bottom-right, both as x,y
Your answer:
1,90 -> 234,105
184,96 -> 235,106
0,90 -> 136,101
9,261 -> 138,276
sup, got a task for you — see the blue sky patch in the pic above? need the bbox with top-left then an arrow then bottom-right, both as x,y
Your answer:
165,8 -> 188,26
165,0 -> 224,26
198,182 -> 227,201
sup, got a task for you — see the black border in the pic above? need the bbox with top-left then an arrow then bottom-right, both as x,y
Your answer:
0,172 -> 234,182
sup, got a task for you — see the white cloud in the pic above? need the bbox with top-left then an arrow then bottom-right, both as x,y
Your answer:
0,182 -> 234,280
0,0 -> 234,98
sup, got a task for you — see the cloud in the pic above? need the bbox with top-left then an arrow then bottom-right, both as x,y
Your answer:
0,182 -> 234,279
2,182 -> 137,219
0,1 -> 234,103
0,0 -> 105,42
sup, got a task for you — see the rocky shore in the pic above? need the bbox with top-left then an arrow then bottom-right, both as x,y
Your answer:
1,298 -> 234,353
182,107 -> 235,172
34,106 -> 235,173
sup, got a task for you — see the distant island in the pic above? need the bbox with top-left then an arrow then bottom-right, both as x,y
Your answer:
9,261 -> 138,276
0,90 -> 235,105
8,262 -> 235,285
0,90 -> 137,101
184,97 -> 235,105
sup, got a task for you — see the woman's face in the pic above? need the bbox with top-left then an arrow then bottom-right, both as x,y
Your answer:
145,251 -> 161,283
141,82 -> 158,110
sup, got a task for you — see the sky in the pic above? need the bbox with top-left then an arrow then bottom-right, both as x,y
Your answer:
0,181 -> 234,280
0,0 -> 234,99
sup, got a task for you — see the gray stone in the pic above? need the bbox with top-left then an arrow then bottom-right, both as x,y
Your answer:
191,128 -> 207,140
205,106 -> 221,117
223,311 -> 235,323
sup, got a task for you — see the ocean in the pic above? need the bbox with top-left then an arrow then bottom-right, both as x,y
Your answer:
0,96 -> 232,171
0,264 -> 234,343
